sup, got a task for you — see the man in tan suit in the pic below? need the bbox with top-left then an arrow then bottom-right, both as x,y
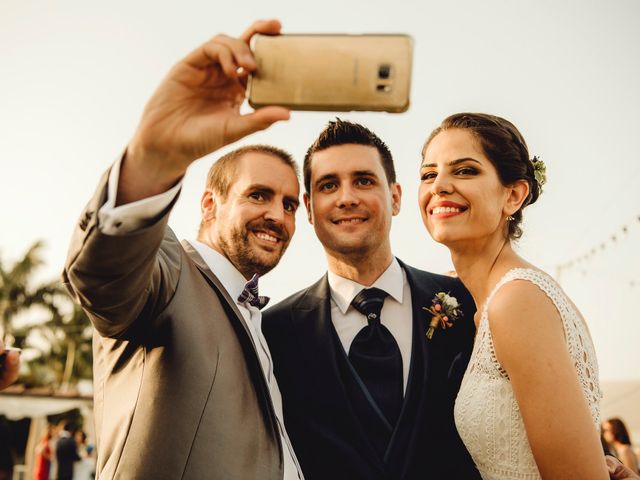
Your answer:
63,19 -> 303,479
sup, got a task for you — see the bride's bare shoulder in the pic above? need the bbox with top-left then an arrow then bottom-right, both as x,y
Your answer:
486,276 -> 566,370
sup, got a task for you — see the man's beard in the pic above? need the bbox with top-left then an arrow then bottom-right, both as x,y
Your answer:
219,220 -> 289,278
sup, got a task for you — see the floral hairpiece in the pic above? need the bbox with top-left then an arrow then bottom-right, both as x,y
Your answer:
531,156 -> 547,193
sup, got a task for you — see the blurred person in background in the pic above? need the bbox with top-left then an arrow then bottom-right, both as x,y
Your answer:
55,422 -> 80,480
73,431 -> 95,480
604,418 -> 640,473
48,421 -> 65,480
33,424 -> 54,480
603,431 -> 617,456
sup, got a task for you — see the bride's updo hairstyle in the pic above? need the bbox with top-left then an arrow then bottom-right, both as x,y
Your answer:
421,113 -> 541,240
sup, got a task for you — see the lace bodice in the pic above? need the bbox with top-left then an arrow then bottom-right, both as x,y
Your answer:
454,268 -> 602,479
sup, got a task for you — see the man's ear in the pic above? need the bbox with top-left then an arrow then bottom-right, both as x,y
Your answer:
201,190 -> 217,224
391,182 -> 402,216
504,179 -> 530,217
303,192 -> 313,224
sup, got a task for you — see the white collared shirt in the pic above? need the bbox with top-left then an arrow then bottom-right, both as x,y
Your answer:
98,157 -> 303,480
327,259 -> 414,392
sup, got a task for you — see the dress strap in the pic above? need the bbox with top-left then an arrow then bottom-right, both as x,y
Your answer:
480,268 -> 561,378
483,268 -> 566,318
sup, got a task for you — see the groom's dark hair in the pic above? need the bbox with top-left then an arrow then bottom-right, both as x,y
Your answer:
303,119 -> 396,194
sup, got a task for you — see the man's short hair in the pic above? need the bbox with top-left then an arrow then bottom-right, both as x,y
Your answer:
206,144 -> 298,199
303,119 -> 396,194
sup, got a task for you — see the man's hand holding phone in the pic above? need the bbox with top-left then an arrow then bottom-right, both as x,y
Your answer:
118,19 -> 291,206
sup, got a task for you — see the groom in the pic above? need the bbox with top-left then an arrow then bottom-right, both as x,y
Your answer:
263,120 -> 480,479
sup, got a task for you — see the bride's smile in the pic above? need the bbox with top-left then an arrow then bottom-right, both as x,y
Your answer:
418,128 -> 521,247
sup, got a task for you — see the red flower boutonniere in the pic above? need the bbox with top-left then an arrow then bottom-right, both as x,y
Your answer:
423,292 -> 463,340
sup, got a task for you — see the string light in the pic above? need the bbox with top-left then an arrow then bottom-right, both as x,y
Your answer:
556,214 -> 640,288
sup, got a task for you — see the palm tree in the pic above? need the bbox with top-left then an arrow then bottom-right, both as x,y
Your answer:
38,300 -> 93,388
14,312 -> 93,389
1,240 -> 93,389
0,240 -> 60,342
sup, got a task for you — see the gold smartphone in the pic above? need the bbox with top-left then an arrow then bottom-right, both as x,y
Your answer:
248,34 -> 413,113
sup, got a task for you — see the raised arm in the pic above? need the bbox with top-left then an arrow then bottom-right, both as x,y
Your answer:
117,19 -> 290,205
63,20 -> 290,337
489,281 -> 609,479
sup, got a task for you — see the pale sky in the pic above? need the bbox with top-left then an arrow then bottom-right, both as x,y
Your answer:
1,0 -> 639,380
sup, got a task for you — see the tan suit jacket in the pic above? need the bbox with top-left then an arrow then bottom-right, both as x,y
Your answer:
63,172 -> 283,480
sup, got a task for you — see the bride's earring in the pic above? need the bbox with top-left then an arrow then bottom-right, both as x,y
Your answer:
506,215 -> 515,221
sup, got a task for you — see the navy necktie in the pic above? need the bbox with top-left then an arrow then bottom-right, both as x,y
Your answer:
349,287 -> 403,426
237,273 -> 270,310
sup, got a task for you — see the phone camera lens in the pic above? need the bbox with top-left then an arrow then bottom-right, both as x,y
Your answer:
378,64 -> 391,79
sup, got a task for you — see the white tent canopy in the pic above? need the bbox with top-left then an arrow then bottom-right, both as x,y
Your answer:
0,392 -> 95,480
0,393 -> 92,420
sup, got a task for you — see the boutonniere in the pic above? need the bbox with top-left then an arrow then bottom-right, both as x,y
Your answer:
423,292 -> 463,339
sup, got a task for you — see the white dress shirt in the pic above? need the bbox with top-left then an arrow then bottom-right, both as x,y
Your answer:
98,157 -> 303,480
327,259 -> 414,393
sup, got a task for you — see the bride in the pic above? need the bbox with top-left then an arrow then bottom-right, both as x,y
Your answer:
418,113 -> 608,479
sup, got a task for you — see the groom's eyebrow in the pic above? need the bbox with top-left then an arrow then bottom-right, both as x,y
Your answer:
313,169 -> 379,188
420,157 -> 481,168
314,173 -> 338,188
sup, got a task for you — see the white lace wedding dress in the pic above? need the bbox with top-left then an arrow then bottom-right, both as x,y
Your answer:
454,268 -> 602,479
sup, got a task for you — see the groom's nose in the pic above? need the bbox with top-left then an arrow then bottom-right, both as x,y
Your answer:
337,184 -> 360,208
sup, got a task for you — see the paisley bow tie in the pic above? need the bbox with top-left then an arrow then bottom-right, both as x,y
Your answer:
237,273 -> 270,310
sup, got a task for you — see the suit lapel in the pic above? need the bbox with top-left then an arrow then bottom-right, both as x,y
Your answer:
181,241 -> 255,341
291,276 -> 386,472
401,261 -> 437,385
181,241 -> 280,439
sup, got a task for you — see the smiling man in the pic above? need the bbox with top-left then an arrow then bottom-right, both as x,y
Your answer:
63,20 -> 305,480
263,119 -> 481,480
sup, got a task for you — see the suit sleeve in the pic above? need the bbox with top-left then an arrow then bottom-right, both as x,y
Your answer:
62,168 -> 182,339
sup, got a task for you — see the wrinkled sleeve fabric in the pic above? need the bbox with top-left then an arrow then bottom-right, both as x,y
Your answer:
98,154 -> 183,234
62,165 -> 183,339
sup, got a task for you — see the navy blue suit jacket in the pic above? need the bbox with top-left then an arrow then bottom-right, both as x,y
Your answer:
263,260 -> 480,480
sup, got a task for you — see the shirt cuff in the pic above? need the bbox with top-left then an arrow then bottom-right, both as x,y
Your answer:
98,154 -> 183,235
